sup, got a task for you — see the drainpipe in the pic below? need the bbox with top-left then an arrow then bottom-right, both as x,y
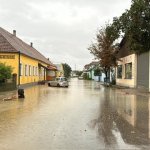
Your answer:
18,51 -> 21,87
149,51 -> 150,91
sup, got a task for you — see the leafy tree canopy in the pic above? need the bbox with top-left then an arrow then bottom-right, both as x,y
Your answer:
128,0 -> 150,53
75,71 -> 83,76
113,0 -> 150,53
88,24 -> 118,80
0,63 -> 13,81
62,63 -> 72,78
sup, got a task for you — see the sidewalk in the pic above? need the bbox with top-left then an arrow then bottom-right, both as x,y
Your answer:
112,85 -> 150,97
100,82 -> 150,97
0,90 -> 17,101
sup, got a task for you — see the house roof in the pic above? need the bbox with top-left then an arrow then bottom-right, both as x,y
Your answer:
47,65 -> 57,70
84,61 -> 99,68
90,61 -> 100,66
0,27 -> 52,65
117,37 -> 134,58
84,61 -> 100,71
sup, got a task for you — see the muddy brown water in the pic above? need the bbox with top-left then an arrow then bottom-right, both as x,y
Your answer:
0,78 -> 150,150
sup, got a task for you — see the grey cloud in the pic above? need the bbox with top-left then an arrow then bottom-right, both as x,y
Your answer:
0,0 -> 131,70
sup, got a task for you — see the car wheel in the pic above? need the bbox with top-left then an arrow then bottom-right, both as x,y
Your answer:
48,83 -> 51,87
57,84 -> 60,87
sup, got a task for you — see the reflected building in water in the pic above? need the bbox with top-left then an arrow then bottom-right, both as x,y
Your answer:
99,88 -> 150,146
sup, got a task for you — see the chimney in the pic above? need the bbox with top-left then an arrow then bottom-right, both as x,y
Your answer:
30,42 -> 33,47
13,30 -> 16,36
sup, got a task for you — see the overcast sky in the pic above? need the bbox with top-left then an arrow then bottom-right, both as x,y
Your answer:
0,0 -> 131,70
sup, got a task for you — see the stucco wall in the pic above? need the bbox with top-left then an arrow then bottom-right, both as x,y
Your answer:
116,54 -> 137,88
20,55 -> 39,84
0,53 -> 19,74
0,53 -> 19,84
0,53 -> 49,85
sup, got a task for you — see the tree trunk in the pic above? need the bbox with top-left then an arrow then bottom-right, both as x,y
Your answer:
104,70 -> 108,84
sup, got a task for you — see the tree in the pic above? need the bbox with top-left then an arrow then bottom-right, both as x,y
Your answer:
62,63 -> 72,78
116,0 -> 150,53
0,63 -> 13,82
75,71 -> 83,76
94,68 -> 102,76
128,0 -> 150,53
83,72 -> 90,80
88,24 -> 118,82
106,17 -> 121,43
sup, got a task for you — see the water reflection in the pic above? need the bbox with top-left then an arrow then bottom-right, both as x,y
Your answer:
97,87 -> 150,148
0,79 -> 103,150
0,79 -> 150,149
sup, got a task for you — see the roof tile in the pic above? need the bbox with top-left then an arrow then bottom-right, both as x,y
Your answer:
0,27 -> 52,65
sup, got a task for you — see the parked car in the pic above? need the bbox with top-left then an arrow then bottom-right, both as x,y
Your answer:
78,76 -> 83,80
48,77 -> 69,87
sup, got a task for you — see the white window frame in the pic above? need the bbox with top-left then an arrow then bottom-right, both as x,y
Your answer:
25,64 -> 28,76
20,63 -> 23,76
29,65 -> 31,76
125,63 -> 132,79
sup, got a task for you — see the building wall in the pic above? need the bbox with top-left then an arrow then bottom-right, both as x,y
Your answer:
91,70 -> 98,81
100,73 -> 106,82
0,53 -> 48,85
55,64 -> 64,77
0,52 -> 19,82
91,70 -> 103,82
20,54 -> 47,84
47,70 -> 56,81
116,54 -> 137,88
20,54 -> 39,84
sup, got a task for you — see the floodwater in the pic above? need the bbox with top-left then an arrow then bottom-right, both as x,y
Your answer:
0,78 -> 150,150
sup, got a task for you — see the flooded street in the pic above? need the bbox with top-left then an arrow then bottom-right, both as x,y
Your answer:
0,78 -> 150,150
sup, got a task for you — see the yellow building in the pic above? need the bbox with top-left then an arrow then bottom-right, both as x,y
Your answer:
0,27 -> 55,87
55,64 -> 64,77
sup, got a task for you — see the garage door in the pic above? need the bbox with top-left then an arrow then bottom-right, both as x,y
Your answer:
137,52 -> 149,89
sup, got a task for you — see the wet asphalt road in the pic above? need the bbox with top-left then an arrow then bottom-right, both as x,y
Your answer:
0,78 -> 150,150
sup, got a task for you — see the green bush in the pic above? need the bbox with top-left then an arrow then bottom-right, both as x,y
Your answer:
0,63 -> 13,81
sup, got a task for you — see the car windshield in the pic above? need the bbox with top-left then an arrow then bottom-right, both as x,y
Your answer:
55,77 -> 67,81
61,78 -> 67,81
56,78 -> 60,81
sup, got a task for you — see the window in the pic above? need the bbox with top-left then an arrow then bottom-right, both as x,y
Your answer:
117,65 -> 122,78
25,65 -> 28,76
125,63 -> 132,79
42,68 -> 44,76
29,65 -> 31,76
35,67 -> 38,76
35,67 -> 37,76
20,63 -> 23,76
33,66 -> 35,76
